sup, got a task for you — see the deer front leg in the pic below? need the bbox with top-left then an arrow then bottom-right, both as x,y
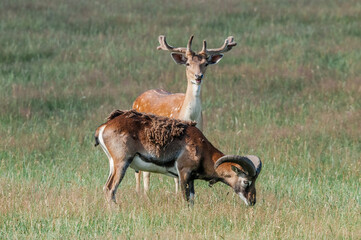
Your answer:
135,170 -> 141,194
143,171 -> 150,194
174,177 -> 179,194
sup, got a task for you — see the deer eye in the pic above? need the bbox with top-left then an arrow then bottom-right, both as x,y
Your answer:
205,63 -> 209,67
186,63 -> 190,66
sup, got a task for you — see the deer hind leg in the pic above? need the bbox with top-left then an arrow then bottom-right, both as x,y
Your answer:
143,171 -> 150,194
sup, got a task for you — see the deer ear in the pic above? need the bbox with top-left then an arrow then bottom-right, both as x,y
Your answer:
208,54 -> 224,65
171,53 -> 187,65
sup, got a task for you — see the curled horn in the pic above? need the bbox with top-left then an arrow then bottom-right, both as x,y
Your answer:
214,155 -> 262,177
245,155 -> 262,176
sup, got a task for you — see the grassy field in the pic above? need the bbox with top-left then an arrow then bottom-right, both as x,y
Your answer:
1,0 -> 360,238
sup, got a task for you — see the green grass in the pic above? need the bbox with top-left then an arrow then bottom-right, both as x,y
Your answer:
1,0 -> 360,239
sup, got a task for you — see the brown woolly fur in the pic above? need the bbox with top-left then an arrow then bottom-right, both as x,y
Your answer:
107,110 -> 196,154
107,109 -> 125,121
146,115 -> 187,153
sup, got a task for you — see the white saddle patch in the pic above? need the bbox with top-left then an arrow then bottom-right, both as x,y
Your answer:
130,155 -> 178,178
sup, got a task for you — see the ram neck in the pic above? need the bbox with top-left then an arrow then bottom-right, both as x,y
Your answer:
210,148 -> 225,178
205,146 -> 236,188
196,139 -> 225,181
178,81 -> 202,123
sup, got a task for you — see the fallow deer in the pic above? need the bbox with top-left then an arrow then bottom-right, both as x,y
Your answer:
132,35 -> 237,193
94,110 -> 262,206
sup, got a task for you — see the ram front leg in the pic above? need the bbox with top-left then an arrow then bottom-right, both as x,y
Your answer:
179,170 -> 195,206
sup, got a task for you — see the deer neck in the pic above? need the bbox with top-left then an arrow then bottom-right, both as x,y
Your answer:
178,80 -> 202,122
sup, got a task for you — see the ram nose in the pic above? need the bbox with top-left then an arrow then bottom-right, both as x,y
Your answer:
248,192 -> 256,206
238,192 -> 256,206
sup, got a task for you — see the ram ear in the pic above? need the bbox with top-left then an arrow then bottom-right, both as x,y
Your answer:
231,165 -> 247,177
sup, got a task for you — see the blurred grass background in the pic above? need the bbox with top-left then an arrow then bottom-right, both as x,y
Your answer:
0,0 -> 360,238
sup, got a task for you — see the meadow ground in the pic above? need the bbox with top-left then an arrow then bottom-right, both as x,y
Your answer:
0,0 -> 360,239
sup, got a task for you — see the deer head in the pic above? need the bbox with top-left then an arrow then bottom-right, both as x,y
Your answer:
157,35 -> 237,85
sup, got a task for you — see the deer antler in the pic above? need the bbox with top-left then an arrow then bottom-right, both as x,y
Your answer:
157,35 -> 194,55
200,36 -> 237,56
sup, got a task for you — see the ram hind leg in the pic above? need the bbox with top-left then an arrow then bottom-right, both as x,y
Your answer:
104,156 -> 131,204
